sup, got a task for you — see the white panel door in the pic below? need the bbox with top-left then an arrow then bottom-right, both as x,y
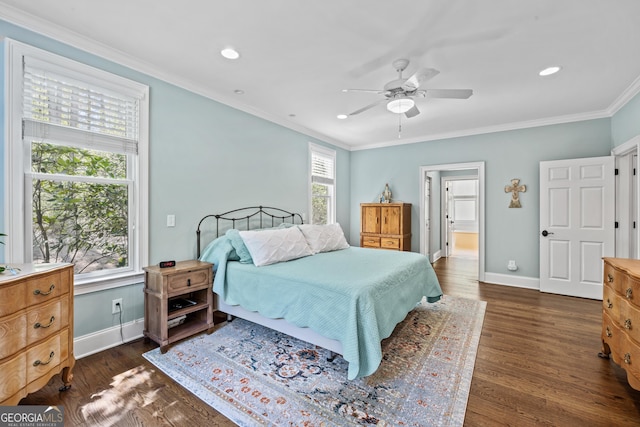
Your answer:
539,156 -> 614,299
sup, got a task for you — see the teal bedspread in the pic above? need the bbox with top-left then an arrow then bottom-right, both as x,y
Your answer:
200,236 -> 442,380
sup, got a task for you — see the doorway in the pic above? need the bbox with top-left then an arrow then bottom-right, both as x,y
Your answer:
443,177 -> 479,259
419,162 -> 485,282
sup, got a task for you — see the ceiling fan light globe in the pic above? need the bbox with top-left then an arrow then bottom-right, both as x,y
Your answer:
387,97 -> 415,114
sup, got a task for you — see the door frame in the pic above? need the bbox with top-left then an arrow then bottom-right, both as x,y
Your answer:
441,175 -> 479,258
419,161 -> 485,282
612,134 -> 640,258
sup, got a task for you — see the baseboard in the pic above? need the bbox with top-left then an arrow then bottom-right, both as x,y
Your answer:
74,317 -> 145,359
483,272 -> 540,290
431,250 -> 442,263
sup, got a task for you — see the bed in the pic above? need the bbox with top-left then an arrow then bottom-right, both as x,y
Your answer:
197,206 -> 443,380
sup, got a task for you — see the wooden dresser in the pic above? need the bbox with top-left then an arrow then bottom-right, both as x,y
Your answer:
0,263 -> 75,404
600,257 -> 640,390
360,203 -> 411,251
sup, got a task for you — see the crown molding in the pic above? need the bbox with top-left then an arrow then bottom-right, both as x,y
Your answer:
351,109 -> 612,151
607,74 -> 640,115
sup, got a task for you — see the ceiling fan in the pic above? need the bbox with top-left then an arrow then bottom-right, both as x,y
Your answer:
343,58 -> 473,118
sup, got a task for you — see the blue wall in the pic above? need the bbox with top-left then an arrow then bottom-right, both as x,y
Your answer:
612,92 -> 640,147
349,119 -> 612,278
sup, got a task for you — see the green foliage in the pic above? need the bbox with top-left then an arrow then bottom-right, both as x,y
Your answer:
311,183 -> 329,225
31,143 -> 129,274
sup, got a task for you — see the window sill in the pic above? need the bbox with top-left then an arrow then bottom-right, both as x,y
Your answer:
74,270 -> 145,295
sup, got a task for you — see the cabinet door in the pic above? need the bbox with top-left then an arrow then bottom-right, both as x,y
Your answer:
362,206 -> 381,234
381,206 -> 401,234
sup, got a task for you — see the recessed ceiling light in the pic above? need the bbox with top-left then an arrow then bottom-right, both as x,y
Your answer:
539,66 -> 561,76
221,47 -> 240,60
234,89 -> 244,95
337,114 -> 348,120
289,114 -> 296,118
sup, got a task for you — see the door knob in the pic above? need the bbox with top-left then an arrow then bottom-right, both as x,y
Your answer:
541,230 -> 554,237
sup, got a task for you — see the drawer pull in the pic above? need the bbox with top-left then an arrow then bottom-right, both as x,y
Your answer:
34,316 -> 56,329
625,319 -> 632,330
187,278 -> 191,287
33,284 -> 55,296
33,351 -> 55,367
605,326 -> 612,338
624,353 -> 632,365
626,288 -> 633,299
606,298 -> 613,309
608,273 -> 614,283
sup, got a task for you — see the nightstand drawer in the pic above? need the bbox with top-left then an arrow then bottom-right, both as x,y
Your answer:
381,238 -> 400,249
167,268 -> 210,293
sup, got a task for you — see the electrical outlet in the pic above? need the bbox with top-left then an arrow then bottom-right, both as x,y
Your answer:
112,298 -> 123,314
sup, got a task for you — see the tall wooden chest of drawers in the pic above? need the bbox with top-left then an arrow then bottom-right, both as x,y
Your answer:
0,263 -> 75,404
600,257 -> 640,390
360,203 -> 411,251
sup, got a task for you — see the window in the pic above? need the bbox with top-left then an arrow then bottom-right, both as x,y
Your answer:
5,39 -> 149,291
309,143 -> 336,225
449,179 -> 478,231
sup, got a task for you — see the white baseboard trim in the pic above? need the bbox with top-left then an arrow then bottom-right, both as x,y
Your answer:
74,317 -> 145,359
431,250 -> 442,263
483,272 -> 540,290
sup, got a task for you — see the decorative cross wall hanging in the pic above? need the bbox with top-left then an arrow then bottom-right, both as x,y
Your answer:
505,178 -> 526,208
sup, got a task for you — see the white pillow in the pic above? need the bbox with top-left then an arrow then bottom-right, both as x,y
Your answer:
239,226 -> 313,267
298,223 -> 350,254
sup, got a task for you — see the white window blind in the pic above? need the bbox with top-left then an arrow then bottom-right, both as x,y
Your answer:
311,150 -> 335,185
22,56 -> 140,154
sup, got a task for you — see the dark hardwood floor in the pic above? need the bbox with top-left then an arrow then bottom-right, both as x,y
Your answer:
20,256 -> 640,426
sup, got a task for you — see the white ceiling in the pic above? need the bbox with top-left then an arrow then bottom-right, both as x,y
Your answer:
2,0 -> 640,150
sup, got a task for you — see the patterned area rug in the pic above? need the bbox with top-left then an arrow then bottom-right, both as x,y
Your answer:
143,296 -> 486,426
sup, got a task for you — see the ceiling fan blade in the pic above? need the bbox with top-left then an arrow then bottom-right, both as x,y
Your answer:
402,68 -> 440,91
404,105 -> 420,118
342,88 -> 387,94
425,89 -> 473,99
348,98 -> 387,116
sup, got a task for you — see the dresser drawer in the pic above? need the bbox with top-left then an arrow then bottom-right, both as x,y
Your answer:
604,263 -> 627,295
618,334 -> 640,380
623,275 -> 640,305
603,285 -> 621,320
26,331 -> 64,383
167,268 -> 210,293
0,312 -> 27,359
0,352 -> 27,402
362,237 -> 380,248
27,299 -> 66,345
602,310 -> 621,353
380,238 -> 400,249
0,282 -> 26,317
619,299 -> 640,344
26,270 -> 68,306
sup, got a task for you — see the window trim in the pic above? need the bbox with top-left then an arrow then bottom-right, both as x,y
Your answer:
4,38 -> 149,293
308,142 -> 336,225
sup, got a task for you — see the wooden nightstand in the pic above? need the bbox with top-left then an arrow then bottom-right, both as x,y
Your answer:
143,260 -> 214,353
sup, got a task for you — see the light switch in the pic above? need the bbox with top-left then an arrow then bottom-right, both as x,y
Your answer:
167,214 -> 176,227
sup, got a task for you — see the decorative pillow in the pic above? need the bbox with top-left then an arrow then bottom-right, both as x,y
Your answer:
239,226 -> 313,267
225,223 -> 296,264
298,223 -> 350,254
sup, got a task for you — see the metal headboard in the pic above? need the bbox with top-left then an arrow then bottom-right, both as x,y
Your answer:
196,205 -> 304,258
